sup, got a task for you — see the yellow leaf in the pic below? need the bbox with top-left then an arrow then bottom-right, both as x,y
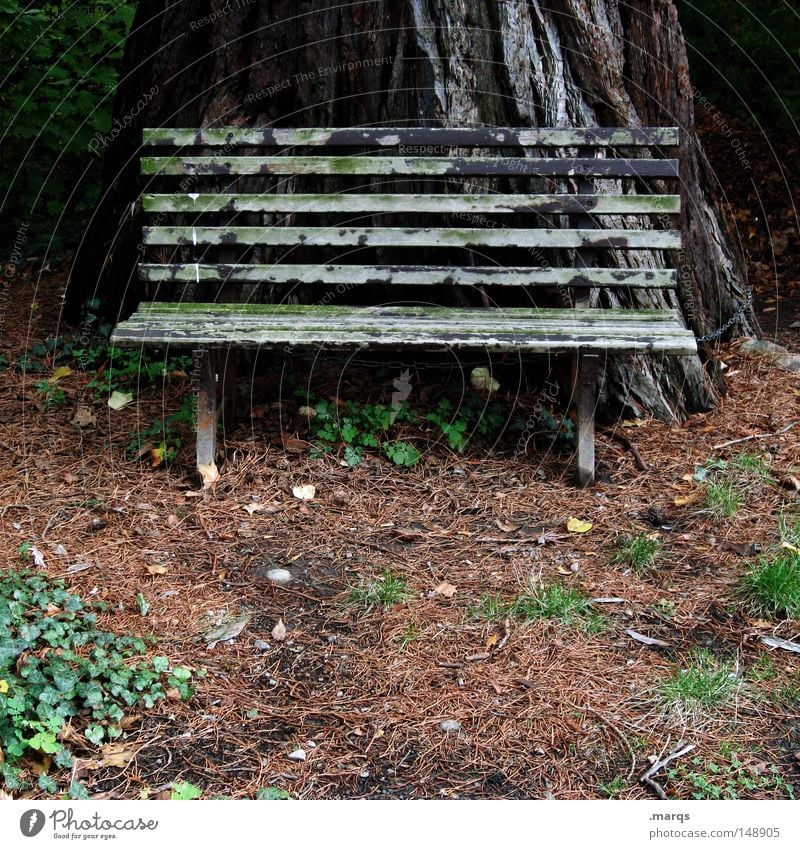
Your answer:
781,541 -> 800,554
674,491 -> 702,506
567,518 -> 593,533
0,680 -> 9,694
50,365 -> 72,383
485,631 -> 500,648
620,418 -> 647,428
146,564 -> 168,575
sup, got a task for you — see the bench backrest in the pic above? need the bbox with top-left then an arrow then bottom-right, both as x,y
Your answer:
138,127 -> 680,302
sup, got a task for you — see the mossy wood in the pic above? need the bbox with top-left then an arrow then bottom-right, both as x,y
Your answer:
113,126 -> 694,487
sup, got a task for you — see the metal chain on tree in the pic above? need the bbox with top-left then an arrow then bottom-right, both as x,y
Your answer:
694,288 -> 755,343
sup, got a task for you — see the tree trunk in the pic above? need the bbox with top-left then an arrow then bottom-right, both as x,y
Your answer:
66,0 -> 756,420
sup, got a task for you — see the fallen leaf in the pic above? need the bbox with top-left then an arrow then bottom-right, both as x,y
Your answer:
621,418 -> 647,428
107,390 -> 133,410
101,743 -> 137,769
271,619 -> 287,641
204,614 -> 251,648
292,484 -> 316,501
31,546 -> 45,568
674,491 -> 702,506
199,462 -> 219,488
297,406 -> 317,418
779,475 -> 800,492
762,636 -> 800,654
781,541 -> 800,554
625,629 -> 670,647
470,367 -> 500,392
71,406 -> 96,428
432,581 -> 457,598
566,517 -> 593,533
495,518 -> 521,532
146,564 -> 168,576
50,365 -> 72,382
719,540 -> 758,556
283,436 -> 308,453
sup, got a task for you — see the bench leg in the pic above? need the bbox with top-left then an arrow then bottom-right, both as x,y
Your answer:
575,352 -> 599,488
196,348 -> 219,484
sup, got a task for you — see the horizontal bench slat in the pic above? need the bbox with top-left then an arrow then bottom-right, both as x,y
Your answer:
143,127 -> 680,148
139,264 -> 678,288
141,156 -> 679,178
143,226 -> 680,250
111,304 -> 696,354
142,192 -> 680,215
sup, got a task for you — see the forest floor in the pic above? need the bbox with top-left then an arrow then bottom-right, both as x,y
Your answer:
1,112 -> 798,801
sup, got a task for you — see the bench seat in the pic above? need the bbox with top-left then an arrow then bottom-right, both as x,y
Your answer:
112,303 -> 696,354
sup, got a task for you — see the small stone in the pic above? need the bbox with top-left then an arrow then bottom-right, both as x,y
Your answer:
253,640 -> 270,651
265,568 -> 292,585
287,748 -> 306,762
89,518 -> 107,533
569,561 -> 580,572
439,720 -> 461,733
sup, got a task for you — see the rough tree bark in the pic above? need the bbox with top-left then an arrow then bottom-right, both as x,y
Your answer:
65,0 -> 756,420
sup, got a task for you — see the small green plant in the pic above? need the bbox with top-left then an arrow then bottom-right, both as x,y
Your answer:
612,534 -> 661,573
346,568 -> 411,610
127,393 -> 196,467
597,776 -> 625,798
651,598 -> 677,619
658,650 -> 738,716
778,513 -> 800,549
468,594 -> 509,622
170,781 -> 203,800
256,786 -> 292,800
470,584 -> 607,632
310,399 -> 419,467
666,752 -> 795,800
17,541 -> 33,561
33,379 -> 67,411
510,583 -> 608,632
704,482 -> 743,519
0,570 -> 197,792
739,552 -> 800,620
748,653 -> 777,683
396,621 -> 422,651
697,451 -> 771,520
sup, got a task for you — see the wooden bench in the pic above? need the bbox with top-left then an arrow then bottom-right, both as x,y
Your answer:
111,126 -> 697,486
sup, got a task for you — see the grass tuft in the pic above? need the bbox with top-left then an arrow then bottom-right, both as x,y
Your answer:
471,583 -> 607,632
740,553 -> 800,620
346,568 -> 411,610
612,533 -> 661,572
658,650 -> 738,716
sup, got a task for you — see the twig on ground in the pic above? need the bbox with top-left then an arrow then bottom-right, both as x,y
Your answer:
608,431 -> 649,471
640,740 -> 696,800
712,420 -> 797,450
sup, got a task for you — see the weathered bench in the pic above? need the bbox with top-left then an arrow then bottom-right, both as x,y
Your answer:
111,126 -> 697,486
